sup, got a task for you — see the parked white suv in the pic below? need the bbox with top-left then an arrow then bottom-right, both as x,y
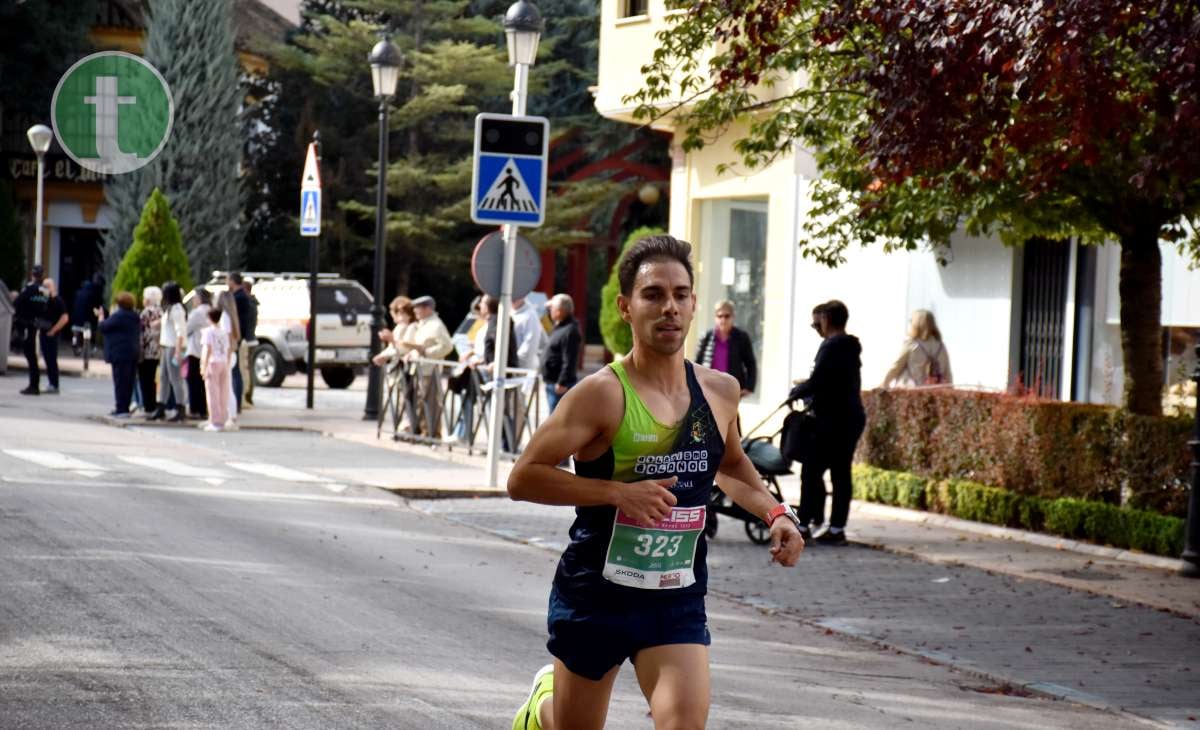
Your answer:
200,272 -> 373,389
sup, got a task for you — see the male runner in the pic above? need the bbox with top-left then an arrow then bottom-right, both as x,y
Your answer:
508,235 -> 805,730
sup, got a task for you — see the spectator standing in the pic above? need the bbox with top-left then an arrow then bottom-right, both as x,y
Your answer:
200,307 -> 232,431
788,300 -> 866,545
149,282 -> 188,422
881,309 -> 953,388
541,293 -> 581,414
511,296 -> 548,372
96,292 -> 140,417
138,286 -> 164,415
71,273 -> 103,356
372,296 -> 417,367
13,264 -> 49,395
228,272 -> 251,412
241,277 -> 259,406
214,290 -> 241,427
185,288 -> 213,420
403,295 -> 453,437
695,300 -> 757,398
39,278 -> 69,395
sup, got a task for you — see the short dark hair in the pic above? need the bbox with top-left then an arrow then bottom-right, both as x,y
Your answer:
823,299 -> 849,329
227,272 -> 244,285
617,235 -> 694,296
207,307 -> 222,324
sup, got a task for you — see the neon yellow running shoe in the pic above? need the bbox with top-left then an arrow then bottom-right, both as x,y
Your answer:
512,663 -> 554,730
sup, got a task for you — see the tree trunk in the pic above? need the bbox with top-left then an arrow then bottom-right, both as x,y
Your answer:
1118,227 -> 1164,415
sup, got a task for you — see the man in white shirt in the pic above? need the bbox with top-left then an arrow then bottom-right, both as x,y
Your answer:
512,297 -> 548,372
403,296 -> 453,437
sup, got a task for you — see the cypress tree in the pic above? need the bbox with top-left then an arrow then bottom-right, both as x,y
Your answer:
112,188 -> 194,304
103,0 -> 243,286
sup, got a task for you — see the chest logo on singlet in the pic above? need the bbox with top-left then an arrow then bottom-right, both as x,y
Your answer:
632,432 -> 658,443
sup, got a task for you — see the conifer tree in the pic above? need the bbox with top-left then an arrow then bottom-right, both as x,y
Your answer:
103,0 -> 243,286
112,188 -> 194,304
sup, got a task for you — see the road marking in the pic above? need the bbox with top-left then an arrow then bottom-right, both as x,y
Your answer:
117,455 -> 227,479
1,476 -> 396,507
322,483 -> 348,493
226,461 -> 323,483
4,449 -> 107,472
73,470 -> 105,479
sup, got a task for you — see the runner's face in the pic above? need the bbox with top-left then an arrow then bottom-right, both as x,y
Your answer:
619,258 -> 694,355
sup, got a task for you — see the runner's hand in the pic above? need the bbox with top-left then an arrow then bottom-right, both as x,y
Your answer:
769,520 -> 804,566
615,477 -> 678,527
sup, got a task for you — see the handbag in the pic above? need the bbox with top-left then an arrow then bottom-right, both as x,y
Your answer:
779,405 -> 819,464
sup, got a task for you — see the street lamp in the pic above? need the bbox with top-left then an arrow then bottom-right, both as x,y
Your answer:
486,1 -> 543,488
1181,339 -> 1200,578
26,124 -> 52,268
363,33 -> 403,421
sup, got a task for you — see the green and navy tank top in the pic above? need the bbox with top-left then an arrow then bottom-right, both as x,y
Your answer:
552,360 -> 725,604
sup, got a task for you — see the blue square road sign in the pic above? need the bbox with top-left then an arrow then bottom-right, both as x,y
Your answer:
471,113 -> 549,227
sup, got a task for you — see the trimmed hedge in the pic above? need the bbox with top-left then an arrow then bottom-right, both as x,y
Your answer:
857,388 -> 1192,517
853,464 -> 1186,557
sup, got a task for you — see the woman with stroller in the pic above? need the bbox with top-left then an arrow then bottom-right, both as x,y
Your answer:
788,300 -> 865,545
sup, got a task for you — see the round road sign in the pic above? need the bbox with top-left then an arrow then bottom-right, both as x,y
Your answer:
471,230 -> 541,299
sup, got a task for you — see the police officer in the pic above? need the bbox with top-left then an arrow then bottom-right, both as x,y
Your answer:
14,264 -> 50,395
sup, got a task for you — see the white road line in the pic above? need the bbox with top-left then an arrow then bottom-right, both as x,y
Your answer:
72,470 -> 105,479
226,461 -> 323,483
322,483 -> 348,493
117,455 -> 227,479
1,476 -> 396,507
4,449 -> 107,472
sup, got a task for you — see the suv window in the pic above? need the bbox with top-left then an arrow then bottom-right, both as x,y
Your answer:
316,285 -> 372,314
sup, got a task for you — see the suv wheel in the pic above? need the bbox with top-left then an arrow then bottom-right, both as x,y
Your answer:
252,343 -> 286,387
320,366 -> 356,389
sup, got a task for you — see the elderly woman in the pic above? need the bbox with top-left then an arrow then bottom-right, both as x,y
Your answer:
373,296 -> 418,367
138,286 -> 164,415
97,292 -> 141,417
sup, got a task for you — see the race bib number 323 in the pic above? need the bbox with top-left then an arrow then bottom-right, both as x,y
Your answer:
602,506 -> 705,590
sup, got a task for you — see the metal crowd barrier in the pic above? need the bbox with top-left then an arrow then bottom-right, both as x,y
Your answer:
375,356 -> 543,458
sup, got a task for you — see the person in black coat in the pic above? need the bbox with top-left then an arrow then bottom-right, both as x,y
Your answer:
541,293 -> 582,414
788,300 -> 866,545
97,291 -> 141,417
13,264 -> 49,395
695,300 -> 757,397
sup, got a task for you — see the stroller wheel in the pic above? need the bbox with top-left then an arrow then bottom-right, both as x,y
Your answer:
744,519 -> 771,545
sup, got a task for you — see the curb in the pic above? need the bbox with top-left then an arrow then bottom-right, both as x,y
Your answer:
92,414 -> 308,432
407,503 -> 1167,729
383,487 -> 508,500
851,501 -> 1186,573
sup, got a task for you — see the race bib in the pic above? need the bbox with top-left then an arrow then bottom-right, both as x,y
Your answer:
602,506 -> 705,590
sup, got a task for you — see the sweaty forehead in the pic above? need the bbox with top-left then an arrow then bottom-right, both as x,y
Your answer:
634,257 -> 692,291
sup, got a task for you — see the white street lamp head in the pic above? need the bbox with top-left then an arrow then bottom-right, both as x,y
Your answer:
504,0 -> 543,67
368,34 -> 403,99
26,124 -> 53,155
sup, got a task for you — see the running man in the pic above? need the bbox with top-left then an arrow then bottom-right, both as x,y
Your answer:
508,235 -> 805,730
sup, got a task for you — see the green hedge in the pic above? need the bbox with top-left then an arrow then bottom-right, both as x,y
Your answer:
853,464 -> 1186,558
599,226 -> 664,356
857,388 -> 1192,516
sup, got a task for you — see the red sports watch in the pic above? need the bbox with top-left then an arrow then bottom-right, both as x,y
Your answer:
766,503 -> 802,530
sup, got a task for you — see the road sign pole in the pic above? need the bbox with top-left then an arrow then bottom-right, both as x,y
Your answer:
486,61 -> 532,489
300,134 -> 323,409
306,138 -> 320,410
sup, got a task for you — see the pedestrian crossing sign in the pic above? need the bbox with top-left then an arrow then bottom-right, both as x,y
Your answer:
300,188 -> 321,237
471,113 -> 548,227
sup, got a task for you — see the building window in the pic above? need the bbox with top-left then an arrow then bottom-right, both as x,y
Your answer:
699,199 -> 769,403
622,0 -> 648,18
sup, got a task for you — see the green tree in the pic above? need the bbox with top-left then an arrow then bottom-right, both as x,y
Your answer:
630,1 -> 1200,415
0,0 -> 96,120
0,181 -> 26,291
599,226 -> 663,356
104,0 -> 243,286
112,188 -> 194,304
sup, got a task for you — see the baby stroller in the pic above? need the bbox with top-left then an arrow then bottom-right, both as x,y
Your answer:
706,402 -> 796,545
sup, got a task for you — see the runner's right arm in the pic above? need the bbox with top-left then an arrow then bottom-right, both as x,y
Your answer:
508,373 -> 678,527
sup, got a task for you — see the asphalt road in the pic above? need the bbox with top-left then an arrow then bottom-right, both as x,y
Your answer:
0,380 -> 1162,728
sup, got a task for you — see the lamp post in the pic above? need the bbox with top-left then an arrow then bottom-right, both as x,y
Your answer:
486,0 -> 543,488
363,33 -> 403,421
26,124 -> 52,268
1181,340 -> 1200,578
